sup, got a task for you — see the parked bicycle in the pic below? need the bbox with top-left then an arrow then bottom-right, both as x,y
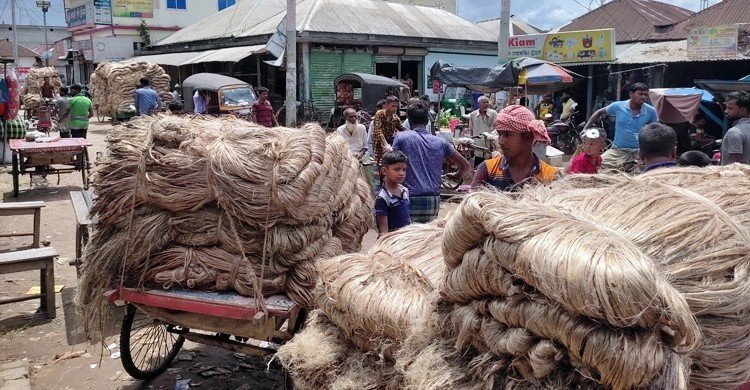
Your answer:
275,100 -> 321,127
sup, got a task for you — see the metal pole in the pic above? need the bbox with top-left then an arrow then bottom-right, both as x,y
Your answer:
302,42 -> 310,101
43,8 -> 49,67
285,0 -> 297,127
586,64 -> 594,118
498,0 -> 510,64
11,0 -> 20,66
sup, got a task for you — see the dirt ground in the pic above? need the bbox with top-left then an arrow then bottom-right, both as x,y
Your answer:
0,118 -> 384,390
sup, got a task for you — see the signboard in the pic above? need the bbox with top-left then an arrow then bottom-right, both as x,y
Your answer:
94,0 -> 113,24
71,39 -> 94,61
686,24 -> 750,59
66,4 -> 89,27
112,0 -> 153,18
432,79 -> 440,94
507,29 -> 615,63
93,37 -> 135,62
65,0 -> 112,27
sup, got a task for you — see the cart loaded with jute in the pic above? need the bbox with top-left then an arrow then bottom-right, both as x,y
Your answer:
76,115 -> 373,374
277,165 -> 750,390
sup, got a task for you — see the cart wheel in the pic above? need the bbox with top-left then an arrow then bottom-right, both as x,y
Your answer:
95,107 -> 105,123
11,153 -> 20,197
120,304 -> 185,380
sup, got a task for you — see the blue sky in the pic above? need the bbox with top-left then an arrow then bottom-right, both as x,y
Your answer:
456,0 -> 716,30
0,0 -> 67,26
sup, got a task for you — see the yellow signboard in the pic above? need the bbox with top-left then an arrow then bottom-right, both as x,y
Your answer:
508,29 -> 616,63
112,0 -> 153,18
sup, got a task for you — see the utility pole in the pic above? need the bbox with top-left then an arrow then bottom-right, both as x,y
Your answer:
37,1 -> 52,67
498,0 -> 510,64
11,0 -> 20,66
285,0 -> 297,127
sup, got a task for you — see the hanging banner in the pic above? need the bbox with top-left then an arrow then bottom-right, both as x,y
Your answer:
94,0 -> 113,24
687,24 -> 750,59
112,0 -> 154,18
65,0 -> 112,27
507,29 -> 615,63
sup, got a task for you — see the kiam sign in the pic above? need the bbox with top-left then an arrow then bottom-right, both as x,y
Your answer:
507,29 -> 615,63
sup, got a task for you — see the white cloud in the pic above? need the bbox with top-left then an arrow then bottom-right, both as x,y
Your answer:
459,0 -> 709,31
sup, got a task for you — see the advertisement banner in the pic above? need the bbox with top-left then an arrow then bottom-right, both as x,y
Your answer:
507,29 -> 615,63
112,0 -> 154,18
66,4 -> 89,27
94,0 -> 113,24
687,24 -> 741,59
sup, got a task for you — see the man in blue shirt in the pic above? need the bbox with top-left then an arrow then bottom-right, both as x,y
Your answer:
134,77 -> 162,116
393,102 -> 471,223
584,82 -> 658,172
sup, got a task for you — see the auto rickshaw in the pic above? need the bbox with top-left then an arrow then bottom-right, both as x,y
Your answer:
331,73 -> 410,128
182,73 -> 257,115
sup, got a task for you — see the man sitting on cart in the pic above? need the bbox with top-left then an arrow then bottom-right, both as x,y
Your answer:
59,84 -> 93,138
40,77 -> 55,99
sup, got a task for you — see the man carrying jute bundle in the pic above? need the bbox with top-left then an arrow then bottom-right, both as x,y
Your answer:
471,105 -> 558,191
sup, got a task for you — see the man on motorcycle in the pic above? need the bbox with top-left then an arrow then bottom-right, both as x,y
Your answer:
584,82 -> 658,172
534,93 -> 554,121
560,92 -> 577,121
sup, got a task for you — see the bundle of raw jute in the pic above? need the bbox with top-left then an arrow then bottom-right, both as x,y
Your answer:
436,177 -> 750,389
315,220 -> 446,353
89,61 -> 171,116
21,66 -> 62,108
279,220 -> 475,389
76,115 -> 372,323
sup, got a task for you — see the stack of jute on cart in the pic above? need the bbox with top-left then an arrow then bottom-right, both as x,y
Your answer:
89,61 -> 172,117
21,66 -> 62,109
280,165 -> 750,389
76,115 -> 373,323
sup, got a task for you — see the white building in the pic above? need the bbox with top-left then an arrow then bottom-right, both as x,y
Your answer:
65,0 -> 235,83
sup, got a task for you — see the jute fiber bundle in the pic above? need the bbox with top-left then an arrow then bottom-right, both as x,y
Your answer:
89,61 -> 171,116
21,66 -> 62,108
438,177 -> 750,389
77,115 -> 372,323
316,220 -> 446,353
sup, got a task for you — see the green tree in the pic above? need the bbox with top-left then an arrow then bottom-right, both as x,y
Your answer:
138,20 -> 151,48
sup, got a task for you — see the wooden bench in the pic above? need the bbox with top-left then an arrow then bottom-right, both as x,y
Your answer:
0,201 -> 45,249
0,247 -> 58,318
0,201 -> 58,319
69,190 -> 94,275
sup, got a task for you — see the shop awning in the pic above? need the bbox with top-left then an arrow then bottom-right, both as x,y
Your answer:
190,45 -> 267,64
130,45 -> 266,66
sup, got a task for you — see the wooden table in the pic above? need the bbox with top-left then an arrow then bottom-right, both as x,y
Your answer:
9,138 -> 92,197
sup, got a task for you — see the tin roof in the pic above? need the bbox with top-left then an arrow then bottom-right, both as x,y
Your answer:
664,0 -> 750,40
155,0 -> 495,47
0,39 -> 41,59
558,0 -> 693,43
475,18 -> 545,37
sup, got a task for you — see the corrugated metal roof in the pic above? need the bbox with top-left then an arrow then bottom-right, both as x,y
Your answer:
130,45 -> 265,65
155,0 -> 495,48
0,39 -> 40,59
190,45 -> 267,64
475,18 -> 544,37
614,40 -> 749,63
558,0 -> 693,43
663,0 -> 750,41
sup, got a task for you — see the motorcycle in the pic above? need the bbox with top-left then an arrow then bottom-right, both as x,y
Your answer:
546,105 -> 583,155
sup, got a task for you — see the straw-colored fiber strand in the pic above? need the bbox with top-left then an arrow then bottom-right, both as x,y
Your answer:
443,192 -> 700,350
89,61 -> 172,116
77,115 -> 372,328
21,67 -> 62,109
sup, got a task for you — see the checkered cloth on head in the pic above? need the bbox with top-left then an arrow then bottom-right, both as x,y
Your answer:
3,118 -> 28,141
493,105 -> 551,144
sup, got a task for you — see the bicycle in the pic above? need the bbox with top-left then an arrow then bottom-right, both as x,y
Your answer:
441,132 -> 496,190
275,100 -> 321,127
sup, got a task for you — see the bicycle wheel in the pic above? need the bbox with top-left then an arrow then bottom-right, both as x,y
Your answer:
95,105 -> 105,122
120,304 -> 185,380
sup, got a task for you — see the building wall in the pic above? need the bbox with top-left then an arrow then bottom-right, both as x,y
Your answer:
0,24 -> 69,52
111,0 -> 224,28
388,0 -> 457,13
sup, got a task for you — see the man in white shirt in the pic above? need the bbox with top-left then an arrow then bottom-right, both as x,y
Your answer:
336,108 -> 368,159
468,95 -> 498,165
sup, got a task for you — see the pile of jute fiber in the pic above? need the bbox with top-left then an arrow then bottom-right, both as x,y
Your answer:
21,66 -> 62,109
277,220 -> 457,389
76,115 -> 373,323
89,61 -> 172,117
280,165 -> 750,389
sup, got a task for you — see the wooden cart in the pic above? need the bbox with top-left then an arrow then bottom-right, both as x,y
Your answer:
105,287 -> 305,381
9,138 -> 92,197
